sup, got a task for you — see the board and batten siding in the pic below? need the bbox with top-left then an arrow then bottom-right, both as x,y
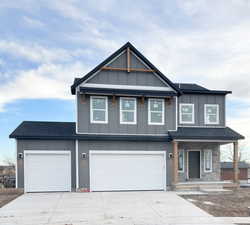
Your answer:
77,95 -> 176,134
85,51 -> 167,87
178,94 -> 225,127
16,139 -> 76,189
77,140 -> 173,190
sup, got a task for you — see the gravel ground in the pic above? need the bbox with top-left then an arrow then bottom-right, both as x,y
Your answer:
181,188 -> 250,217
0,189 -> 22,208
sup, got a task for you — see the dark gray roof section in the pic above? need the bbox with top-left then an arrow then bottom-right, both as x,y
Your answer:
79,87 -> 177,97
221,162 -> 250,169
71,42 -> 182,95
169,127 -> 244,141
174,83 -> 232,95
9,121 -> 171,142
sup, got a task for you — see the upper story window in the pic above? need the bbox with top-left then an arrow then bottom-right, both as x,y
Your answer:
120,97 -> 137,124
90,96 -> 108,123
148,99 -> 165,125
204,149 -> 212,172
179,103 -> 194,124
205,104 -> 219,124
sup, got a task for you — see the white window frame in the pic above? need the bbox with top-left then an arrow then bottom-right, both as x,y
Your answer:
90,96 -> 108,124
178,149 -> 185,173
179,103 -> 194,124
204,104 -> 219,125
148,98 -> 165,125
203,149 -> 212,172
120,97 -> 137,124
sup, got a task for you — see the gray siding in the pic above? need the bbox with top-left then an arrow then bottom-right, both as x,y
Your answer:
178,142 -> 221,182
85,51 -> 167,87
77,95 -> 176,134
77,140 -> 173,190
178,94 -> 225,127
16,139 -> 76,190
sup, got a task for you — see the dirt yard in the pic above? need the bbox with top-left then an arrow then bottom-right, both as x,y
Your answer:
0,189 -> 23,208
181,188 -> 250,217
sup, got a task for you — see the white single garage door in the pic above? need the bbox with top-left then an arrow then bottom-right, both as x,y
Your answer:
24,151 -> 71,192
89,151 -> 166,191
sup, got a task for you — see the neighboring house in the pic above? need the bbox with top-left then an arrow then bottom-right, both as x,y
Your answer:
221,162 -> 250,182
10,42 -> 244,192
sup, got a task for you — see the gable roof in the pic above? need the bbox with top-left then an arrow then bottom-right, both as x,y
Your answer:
71,42 -> 182,95
174,83 -> 232,95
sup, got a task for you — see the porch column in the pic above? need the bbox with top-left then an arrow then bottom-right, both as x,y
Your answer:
173,141 -> 179,185
233,141 -> 239,183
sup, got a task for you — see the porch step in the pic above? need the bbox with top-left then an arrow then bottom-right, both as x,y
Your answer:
173,181 -> 234,191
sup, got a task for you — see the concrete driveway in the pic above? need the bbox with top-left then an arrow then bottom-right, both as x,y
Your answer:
0,191 -> 234,225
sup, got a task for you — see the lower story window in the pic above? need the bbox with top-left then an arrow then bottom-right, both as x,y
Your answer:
178,150 -> 184,172
204,150 -> 212,172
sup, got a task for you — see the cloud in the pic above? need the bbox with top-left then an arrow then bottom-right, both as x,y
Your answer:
0,62 -> 89,112
23,16 -> 45,28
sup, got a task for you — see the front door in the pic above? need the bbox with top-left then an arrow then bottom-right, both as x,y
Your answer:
188,151 -> 200,179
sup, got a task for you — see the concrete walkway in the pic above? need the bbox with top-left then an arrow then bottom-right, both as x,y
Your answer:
0,191 -> 234,225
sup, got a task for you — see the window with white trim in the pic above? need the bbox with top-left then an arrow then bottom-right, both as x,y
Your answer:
204,150 -> 212,172
148,99 -> 164,125
90,96 -> 108,123
178,150 -> 184,172
180,104 -> 194,124
120,97 -> 137,124
205,104 -> 219,124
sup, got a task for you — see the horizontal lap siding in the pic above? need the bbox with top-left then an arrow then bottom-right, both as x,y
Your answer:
221,168 -> 248,180
77,141 -> 173,190
16,140 -> 76,189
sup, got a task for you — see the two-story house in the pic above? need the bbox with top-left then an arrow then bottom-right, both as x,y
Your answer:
10,42 -> 244,192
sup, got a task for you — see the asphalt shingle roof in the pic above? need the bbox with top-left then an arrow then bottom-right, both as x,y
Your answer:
169,127 -> 244,141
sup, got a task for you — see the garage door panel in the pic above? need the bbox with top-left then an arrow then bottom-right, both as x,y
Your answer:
24,151 -> 71,192
90,151 -> 166,191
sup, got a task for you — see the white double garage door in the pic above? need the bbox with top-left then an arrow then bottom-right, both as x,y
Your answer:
24,150 -> 166,192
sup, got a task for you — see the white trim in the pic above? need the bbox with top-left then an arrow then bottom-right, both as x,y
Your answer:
203,149 -> 213,173
148,98 -> 165,125
15,139 -> 18,189
76,140 -> 79,189
204,104 -> 219,125
76,92 -> 79,133
175,97 -> 178,131
89,150 -> 167,192
23,150 -> 72,193
75,132 -> 168,136
179,103 -> 195,124
81,83 -> 173,92
173,139 -> 234,143
178,149 -> 185,173
187,150 -> 201,179
178,125 -> 226,128
90,96 -> 108,124
120,97 -> 137,124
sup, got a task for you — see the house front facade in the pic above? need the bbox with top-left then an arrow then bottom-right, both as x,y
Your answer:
10,42 -> 244,192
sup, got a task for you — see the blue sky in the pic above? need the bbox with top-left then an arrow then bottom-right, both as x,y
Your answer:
0,0 -> 250,163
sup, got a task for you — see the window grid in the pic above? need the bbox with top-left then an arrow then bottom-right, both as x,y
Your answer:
148,99 -> 165,125
179,103 -> 194,124
205,104 -> 219,125
90,96 -> 108,124
120,97 -> 137,124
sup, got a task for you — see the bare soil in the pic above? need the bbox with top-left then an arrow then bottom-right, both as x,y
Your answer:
181,188 -> 250,217
0,189 -> 23,208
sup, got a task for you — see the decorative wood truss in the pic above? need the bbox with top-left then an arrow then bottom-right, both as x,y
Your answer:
101,47 -> 156,73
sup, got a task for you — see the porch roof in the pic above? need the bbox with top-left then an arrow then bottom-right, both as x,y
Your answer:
169,127 -> 244,141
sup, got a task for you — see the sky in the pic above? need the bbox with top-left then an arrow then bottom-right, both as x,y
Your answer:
0,0 -> 250,163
